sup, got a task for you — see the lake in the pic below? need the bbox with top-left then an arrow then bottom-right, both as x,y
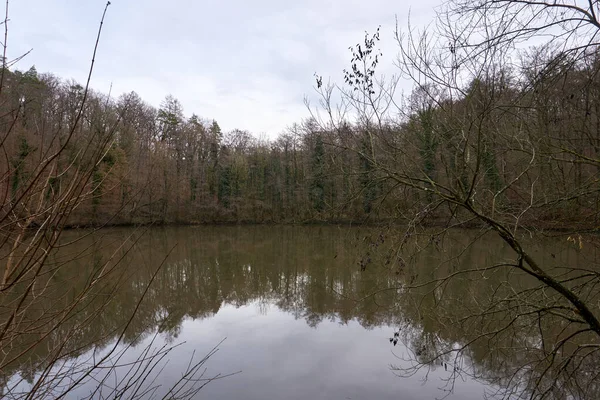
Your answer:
1,225 -> 597,399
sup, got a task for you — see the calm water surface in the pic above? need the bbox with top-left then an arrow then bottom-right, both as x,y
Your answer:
4,225 -> 577,399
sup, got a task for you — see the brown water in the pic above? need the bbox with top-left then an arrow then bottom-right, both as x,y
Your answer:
1,226 -> 598,399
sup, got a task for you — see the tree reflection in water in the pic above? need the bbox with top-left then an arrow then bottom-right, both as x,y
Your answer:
1,226 -> 598,399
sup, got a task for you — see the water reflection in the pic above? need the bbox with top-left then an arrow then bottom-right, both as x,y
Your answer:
1,226 -> 598,399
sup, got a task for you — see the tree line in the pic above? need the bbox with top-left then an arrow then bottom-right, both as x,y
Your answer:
3,44 -> 599,228
0,66 -> 385,225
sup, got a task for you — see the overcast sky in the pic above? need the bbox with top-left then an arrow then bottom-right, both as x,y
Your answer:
8,0 -> 441,138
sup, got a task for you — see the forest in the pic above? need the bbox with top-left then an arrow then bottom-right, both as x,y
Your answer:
2,45 -> 599,228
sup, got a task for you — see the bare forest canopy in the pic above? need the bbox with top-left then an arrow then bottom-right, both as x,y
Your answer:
2,47 -> 600,229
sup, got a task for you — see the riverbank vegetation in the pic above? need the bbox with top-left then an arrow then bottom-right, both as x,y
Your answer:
2,7 -> 599,228
4,43 -> 600,228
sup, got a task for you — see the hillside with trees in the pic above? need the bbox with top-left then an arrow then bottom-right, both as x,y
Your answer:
2,46 -> 599,229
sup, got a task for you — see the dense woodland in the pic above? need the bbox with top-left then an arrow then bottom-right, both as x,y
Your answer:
2,46 -> 599,228
1,65 -> 379,225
